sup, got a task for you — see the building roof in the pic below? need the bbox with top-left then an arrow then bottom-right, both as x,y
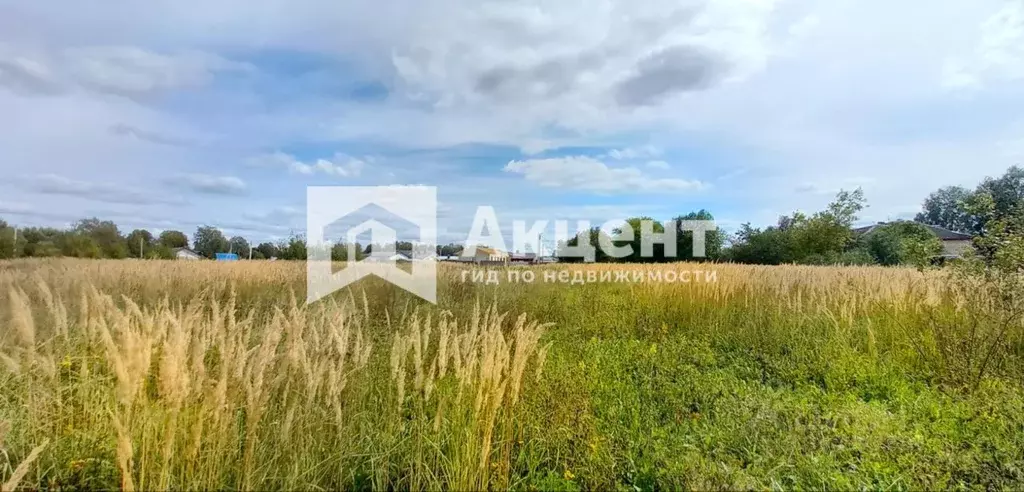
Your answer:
462,246 -> 508,257
852,221 -> 973,241
367,251 -> 410,260
171,247 -> 200,255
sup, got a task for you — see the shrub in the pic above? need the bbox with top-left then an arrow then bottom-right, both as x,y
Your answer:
864,222 -> 943,266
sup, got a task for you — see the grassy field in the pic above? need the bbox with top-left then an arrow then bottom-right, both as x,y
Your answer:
1,259 -> 1023,490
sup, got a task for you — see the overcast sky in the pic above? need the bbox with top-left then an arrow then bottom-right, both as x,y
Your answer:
2,0 -> 1023,245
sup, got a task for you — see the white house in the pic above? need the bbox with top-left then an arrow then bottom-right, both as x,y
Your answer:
460,246 -> 510,264
172,248 -> 202,260
364,251 -> 411,263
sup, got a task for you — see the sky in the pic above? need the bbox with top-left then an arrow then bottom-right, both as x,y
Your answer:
1,0 -> 1023,249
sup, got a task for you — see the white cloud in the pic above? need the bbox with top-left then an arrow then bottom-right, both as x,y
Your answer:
787,14 -> 821,38
607,145 -> 662,160
646,160 -> 671,170
389,0 -> 788,130
0,47 -> 63,96
793,176 -> 876,195
164,174 -> 248,195
504,156 -> 704,193
68,46 -> 251,97
242,205 -> 305,226
942,1 -> 1024,88
109,123 -> 197,147
252,151 -> 367,177
0,201 -> 79,222
22,174 -> 185,205
0,45 -> 249,99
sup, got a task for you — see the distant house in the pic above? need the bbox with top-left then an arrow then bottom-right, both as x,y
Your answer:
365,251 -> 411,263
172,248 -> 202,260
396,249 -> 437,261
509,252 -> 537,264
460,246 -> 509,264
853,222 -> 973,259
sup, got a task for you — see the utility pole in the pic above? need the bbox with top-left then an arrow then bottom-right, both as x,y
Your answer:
249,240 -> 253,260
140,236 -> 144,259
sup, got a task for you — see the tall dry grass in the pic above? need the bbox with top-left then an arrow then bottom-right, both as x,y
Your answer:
387,304 -> 551,489
1,258 -> 1022,489
0,260 -> 551,490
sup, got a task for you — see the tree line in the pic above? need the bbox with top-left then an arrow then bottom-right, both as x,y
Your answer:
0,218 -> 469,261
556,166 -> 1023,267
0,220 -> 303,260
555,209 -> 728,263
2,166 -> 1020,265
725,166 -> 1023,266
721,189 -> 946,266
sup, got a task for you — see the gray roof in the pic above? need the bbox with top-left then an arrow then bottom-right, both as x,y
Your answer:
367,251 -> 410,258
852,222 -> 972,241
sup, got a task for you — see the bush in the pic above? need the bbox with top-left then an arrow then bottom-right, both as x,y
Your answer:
60,234 -> 102,258
146,244 -> 175,260
0,227 -> 16,259
865,222 -> 943,266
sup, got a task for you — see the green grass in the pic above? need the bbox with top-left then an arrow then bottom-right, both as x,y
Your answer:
1,259 -> 1023,490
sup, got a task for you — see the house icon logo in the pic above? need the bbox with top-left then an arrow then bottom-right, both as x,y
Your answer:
306,186 -> 437,304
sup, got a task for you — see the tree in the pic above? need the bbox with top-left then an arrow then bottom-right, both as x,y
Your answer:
126,229 -> 155,258
964,190 -> 1024,268
147,243 -> 175,259
976,165 -> 1024,223
159,230 -> 189,249
826,188 -> 868,226
274,235 -> 307,260
193,226 -> 229,259
727,224 -> 798,265
674,209 -> 725,261
20,227 -> 63,257
791,188 -> 866,259
228,236 -> 250,257
60,233 -> 101,258
256,242 -> 279,260
437,243 -> 463,257
610,217 -> 666,263
284,236 -> 307,260
331,242 -> 357,261
0,219 -> 15,259
556,227 -> 615,263
74,218 -> 127,258
864,222 -> 942,266
915,186 -> 975,233
916,166 -> 1024,236
728,189 -> 866,265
